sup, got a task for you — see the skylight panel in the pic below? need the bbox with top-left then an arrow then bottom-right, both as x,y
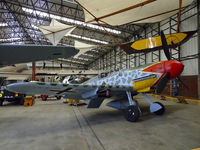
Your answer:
0,23 -> 8,27
22,7 -> 121,35
69,34 -> 108,44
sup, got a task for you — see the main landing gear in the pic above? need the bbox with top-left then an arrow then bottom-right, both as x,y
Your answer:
124,91 -> 140,122
124,92 -> 165,122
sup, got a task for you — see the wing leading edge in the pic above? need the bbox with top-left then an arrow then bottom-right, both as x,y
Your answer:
6,81 -> 136,99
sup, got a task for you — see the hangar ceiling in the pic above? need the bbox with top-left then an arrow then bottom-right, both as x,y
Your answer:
0,0 -> 148,69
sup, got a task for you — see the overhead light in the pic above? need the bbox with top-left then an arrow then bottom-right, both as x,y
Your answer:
0,23 -> 8,27
81,53 -> 94,57
58,58 -> 86,64
22,7 -> 121,35
73,57 -> 89,61
0,38 -> 21,42
69,34 -> 108,44
31,24 -> 39,30
63,0 -> 76,4
11,42 -> 24,44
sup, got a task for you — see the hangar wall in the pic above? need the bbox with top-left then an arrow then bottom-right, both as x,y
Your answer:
88,1 -> 200,98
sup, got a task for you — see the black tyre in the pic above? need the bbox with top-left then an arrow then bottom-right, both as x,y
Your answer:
124,105 -> 140,122
19,97 -> 25,105
56,96 -> 61,100
42,95 -> 48,101
154,102 -> 165,115
0,99 -> 3,106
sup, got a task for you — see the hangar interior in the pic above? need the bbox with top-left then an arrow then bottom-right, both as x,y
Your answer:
0,0 -> 200,150
1,0 -> 200,98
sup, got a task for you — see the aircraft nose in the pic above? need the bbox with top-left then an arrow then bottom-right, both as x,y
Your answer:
165,60 -> 184,79
6,84 -> 17,93
6,83 -> 24,93
74,48 -> 80,55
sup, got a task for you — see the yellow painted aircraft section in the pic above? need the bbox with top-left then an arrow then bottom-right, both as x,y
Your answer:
133,77 -> 157,92
131,33 -> 187,50
68,99 -> 80,105
137,87 -> 151,93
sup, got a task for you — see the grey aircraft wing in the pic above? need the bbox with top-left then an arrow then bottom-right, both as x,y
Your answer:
0,44 -> 79,67
6,81 -> 136,100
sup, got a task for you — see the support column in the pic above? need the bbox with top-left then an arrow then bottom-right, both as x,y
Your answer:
110,50 -> 112,70
119,49 -> 122,69
32,62 -> 36,81
197,0 -> 200,99
158,22 -> 161,61
114,47 -> 116,70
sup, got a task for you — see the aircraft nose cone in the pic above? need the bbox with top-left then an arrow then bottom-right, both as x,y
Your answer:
6,84 -> 17,93
166,60 -> 184,79
6,83 -> 23,93
74,48 -> 80,55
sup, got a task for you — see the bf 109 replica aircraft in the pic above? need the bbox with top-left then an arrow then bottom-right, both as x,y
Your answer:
6,31 -> 185,122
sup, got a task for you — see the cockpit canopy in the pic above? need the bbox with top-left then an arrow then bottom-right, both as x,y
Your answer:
98,69 -> 119,79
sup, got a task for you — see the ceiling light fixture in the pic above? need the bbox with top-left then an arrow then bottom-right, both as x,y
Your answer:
69,34 -> 108,44
0,37 -> 21,42
0,23 -> 8,27
22,7 -> 121,35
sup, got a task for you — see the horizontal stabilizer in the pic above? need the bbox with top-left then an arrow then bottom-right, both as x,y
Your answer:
87,97 -> 104,108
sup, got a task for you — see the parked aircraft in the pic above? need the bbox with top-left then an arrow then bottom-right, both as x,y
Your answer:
0,44 -> 79,67
6,31 -> 186,122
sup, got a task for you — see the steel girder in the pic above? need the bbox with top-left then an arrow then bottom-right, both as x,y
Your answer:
0,0 -> 148,68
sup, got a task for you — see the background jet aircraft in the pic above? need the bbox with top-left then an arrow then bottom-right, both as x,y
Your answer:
0,44 -> 79,67
6,31 -> 186,122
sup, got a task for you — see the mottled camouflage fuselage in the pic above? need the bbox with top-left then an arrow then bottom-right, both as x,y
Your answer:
85,63 -> 162,91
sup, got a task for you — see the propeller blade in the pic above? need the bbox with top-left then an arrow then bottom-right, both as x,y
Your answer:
161,31 -> 171,60
176,76 -> 189,89
155,72 -> 170,94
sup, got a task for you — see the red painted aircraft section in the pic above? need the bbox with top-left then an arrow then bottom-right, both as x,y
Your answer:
143,60 -> 184,79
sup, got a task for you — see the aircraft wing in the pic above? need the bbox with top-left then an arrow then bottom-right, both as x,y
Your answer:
6,81 -> 135,99
0,44 -> 79,67
120,30 -> 196,54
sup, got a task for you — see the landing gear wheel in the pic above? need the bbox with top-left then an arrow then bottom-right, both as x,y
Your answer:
41,95 -> 48,101
124,105 -> 140,122
0,100 -> 3,106
154,102 -> 165,115
19,97 -> 25,105
56,96 -> 61,100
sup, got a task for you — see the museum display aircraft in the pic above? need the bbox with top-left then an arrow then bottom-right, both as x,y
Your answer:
74,0 -> 194,51
0,44 -> 79,67
6,31 -> 186,122
120,30 -> 196,54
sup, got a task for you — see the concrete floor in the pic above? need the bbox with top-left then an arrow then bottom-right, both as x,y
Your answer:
0,95 -> 200,150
